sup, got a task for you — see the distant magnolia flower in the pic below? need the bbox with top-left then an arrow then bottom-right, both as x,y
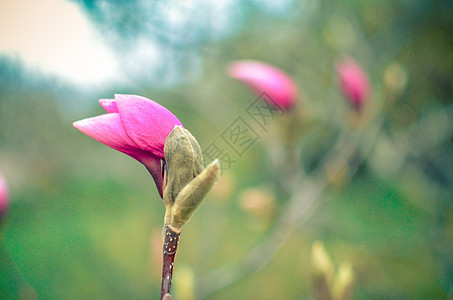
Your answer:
0,173 -> 9,217
336,57 -> 370,110
228,60 -> 298,110
73,94 -> 182,196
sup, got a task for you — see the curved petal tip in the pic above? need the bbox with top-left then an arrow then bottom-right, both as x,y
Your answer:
228,60 -> 298,110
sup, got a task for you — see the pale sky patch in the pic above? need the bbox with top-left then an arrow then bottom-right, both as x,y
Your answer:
0,0 -> 119,85
0,0 -> 258,87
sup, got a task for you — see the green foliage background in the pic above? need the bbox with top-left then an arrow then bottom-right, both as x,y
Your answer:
1,0 -> 452,299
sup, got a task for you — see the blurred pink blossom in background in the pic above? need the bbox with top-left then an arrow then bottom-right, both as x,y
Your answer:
73,94 -> 183,196
336,57 -> 370,110
228,60 -> 298,110
0,173 -> 9,217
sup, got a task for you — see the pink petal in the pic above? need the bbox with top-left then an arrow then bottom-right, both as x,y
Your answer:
140,155 -> 164,197
73,113 -> 143,160
0,173 -> 9,216
336,58 -> 370,109
114,94 -> 183,159
74,113 -> 165,195
228,60 -> 298,110
99,99 -> 118,113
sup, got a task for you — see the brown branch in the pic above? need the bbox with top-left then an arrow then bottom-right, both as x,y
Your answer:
160,225 -> 181,300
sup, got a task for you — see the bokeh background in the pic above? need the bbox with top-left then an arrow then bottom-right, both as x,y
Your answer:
1,0 -> 452,299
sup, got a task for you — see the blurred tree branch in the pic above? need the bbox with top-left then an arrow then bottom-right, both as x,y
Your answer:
197,115 -> 385,298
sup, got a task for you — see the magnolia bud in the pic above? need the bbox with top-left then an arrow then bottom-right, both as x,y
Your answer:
239,188 -> 276,223
311,242 -> 334,282
384,62 -> 408,95
311,241 -> 334,300
169,159 -> 220,230
163,126 -> 203,206
332,262 -> 354,300
336,57 -> 370,110
0,173 -> 9,219
162,126 -> 221,231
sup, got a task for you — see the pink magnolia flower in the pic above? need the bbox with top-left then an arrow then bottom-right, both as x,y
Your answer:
73,94 -> 183,196
336,57 -> 370,110
0,173 -> 8,217
228,60 -> 298,110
